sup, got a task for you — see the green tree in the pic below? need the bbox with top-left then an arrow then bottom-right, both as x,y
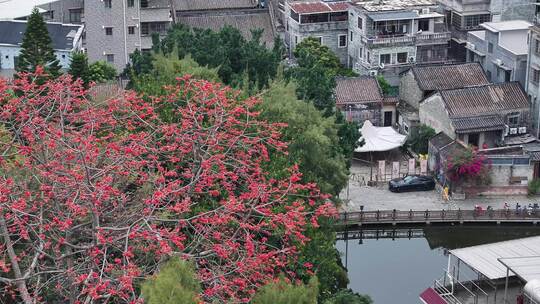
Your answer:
142,258 -> 201,304
16,8 -> 61,77
407,124 -> 436,154
260,80 -> 348,195
88,61 -> 117,83
252,277 -> 319,304
324,289 -> 373,304
68,51 -> 90,85
376,75 -> 391,95
293,37 -> 356,77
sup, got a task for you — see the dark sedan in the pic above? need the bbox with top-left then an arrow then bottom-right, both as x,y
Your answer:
388,175 -> 435,192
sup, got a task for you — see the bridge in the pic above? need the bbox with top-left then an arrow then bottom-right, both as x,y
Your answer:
336,227 -> 425,241
337,209 -> 540,227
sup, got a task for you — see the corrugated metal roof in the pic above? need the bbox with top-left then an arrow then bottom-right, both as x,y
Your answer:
411,63 -> 489,91
440,82 -> 529,118
429,132 -> 453,150
176,10 -> 275,46
289,1 -> 349,14
335,76 -> 383,104
499,256 -> 540,283
452,115 -> 505,133
450,236 -> 540,280
173,0 -> 257,11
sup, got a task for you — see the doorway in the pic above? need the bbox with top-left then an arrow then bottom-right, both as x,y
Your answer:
384,111 -> 393,127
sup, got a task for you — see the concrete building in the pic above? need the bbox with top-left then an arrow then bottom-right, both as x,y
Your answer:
347,0 -> 451,85
284,0 -> 349,64
84,0 -> 172,72
526,8 -> 540,139
437,0 -> 537,62
466,20 -> 531,88
0,20 -> 83,76
419,82 -> 530,148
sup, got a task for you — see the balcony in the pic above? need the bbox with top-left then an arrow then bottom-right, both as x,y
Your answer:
364,32 -> 451,48
297,20 -> 348,33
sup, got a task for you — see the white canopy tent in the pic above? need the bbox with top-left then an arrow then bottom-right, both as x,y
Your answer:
355,120 -> 406,153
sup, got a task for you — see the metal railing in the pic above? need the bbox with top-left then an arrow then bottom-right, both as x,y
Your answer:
338,209 -> 540,226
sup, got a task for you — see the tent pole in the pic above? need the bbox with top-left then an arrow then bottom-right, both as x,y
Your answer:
370,152 -> 373,182
503,267 -> 509,303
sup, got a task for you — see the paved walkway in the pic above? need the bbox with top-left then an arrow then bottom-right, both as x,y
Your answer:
340,162 -> 539,212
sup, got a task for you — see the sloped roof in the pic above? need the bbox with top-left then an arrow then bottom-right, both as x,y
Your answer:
429,132 -> 453,150
0,20 -> 82,50
176,10 -> 274,46
173,0 -> 257,11
289,1 -> 349,14
439,82 -> 529,118
335,76 -> 383,104
410,63 -> 489,91
452,115 -> 506,133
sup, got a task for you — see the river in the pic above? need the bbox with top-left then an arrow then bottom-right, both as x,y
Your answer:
335,225 -> 540,304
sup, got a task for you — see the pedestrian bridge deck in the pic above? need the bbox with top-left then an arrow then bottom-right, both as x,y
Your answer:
337,209 -> 540,227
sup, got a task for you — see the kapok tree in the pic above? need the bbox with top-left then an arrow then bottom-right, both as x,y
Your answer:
0,68 -> 335,303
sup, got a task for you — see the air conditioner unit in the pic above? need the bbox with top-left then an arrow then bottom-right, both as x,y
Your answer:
408,57 -> 415,63
466,42 -> 475,50
503,124 -> 509,137
519,127 -> 527,134
421,8 -> 430,14
495,59 -> 503,66
510,127 -> 518,135
369,70 -> 378,76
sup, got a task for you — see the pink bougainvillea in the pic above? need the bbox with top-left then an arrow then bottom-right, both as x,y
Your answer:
0,69 -> 335,303
446,147 -> 490,184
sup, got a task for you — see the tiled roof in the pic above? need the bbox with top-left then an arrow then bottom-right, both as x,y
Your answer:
411,63 -> 489,91
429,132 -> 453,150
176,10 -> 275,46
335,76 -> 383,104
173,0 -> 257,11
0,20 -> 82,50
440,82 -> 529,118
289,1 -> 349,14
452,115 -> 505,133
383,96 -> 399,104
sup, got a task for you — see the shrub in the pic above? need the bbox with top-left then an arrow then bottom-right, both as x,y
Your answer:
528,179 -> 540,196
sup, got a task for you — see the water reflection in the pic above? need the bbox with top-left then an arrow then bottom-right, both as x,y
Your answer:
335,225 -> 540,304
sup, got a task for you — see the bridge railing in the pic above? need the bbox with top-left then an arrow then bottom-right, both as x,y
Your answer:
338,209 -> 540,225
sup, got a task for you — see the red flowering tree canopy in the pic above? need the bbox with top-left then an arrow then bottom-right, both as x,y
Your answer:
0,69 -> 336,303
446,147 -> 491,185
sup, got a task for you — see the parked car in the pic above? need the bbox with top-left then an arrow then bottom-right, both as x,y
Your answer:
389,175 -> 435,192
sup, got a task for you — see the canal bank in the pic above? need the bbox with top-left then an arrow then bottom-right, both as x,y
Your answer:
336,225 -> 540,304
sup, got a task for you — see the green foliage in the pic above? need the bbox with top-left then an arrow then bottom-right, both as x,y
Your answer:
260,80 -> 348,195
293,37 -> 356,77
252,276 -> 319,304
336,111 -> 361,166
16,8 -> 61,77
323,289 -> 373,304
376,75 -> 391,96
529,179 -> 540,196
128,50 -> 220,96
289,62 -> 336,116
68,51 -> 90,85
142,258 -> 201,304
88,61 -> 117,83
158,24 -> 282,90
406,124 -> 436,154
126,49 -> 153,76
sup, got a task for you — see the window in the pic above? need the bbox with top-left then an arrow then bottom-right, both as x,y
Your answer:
418,19 -> 429,31
496,67 -> 501,77
104,0 -> 112,8
357,17 -> 363,29
290,10 -> 299,22
488,42 -> 493,53
106,54 -> 114,63
128,26 -> 135,35
379,54 -> 391,65
338,34 -> 347,48
532,68 -> 540,84
397,52 -> 407,63
127,0 -> 134,7
350,30 -> 353,41
535,39 -> 540,54
295,35 -> 298,44
105,27 -> 113,35
463,14 -> 491,30
507,112 -> 520,126
69,8 -> 82,23
367,51 -> 370,63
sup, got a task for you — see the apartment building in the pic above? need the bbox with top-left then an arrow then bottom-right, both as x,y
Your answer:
437,0 -> 536,61
466,20 -> 531,88
526,6 -> 540,138
347,0 -> 451,85
284,0 -> 350,64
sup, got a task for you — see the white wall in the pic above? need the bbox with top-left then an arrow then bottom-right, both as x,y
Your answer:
0,46 -> 73,70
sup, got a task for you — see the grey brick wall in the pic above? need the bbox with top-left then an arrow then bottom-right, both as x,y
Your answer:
399,70 -> 424,109
419,94 -> 456,139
